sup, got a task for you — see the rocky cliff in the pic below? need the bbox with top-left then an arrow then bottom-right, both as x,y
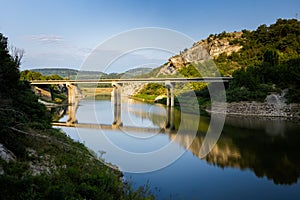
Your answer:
157,32 -> 243,76
195,31 -> 243,58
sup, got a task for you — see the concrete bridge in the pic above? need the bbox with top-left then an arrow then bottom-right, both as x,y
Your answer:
30,77 -> 232,107
31,77 -> 232,127
52,106 -> 177,133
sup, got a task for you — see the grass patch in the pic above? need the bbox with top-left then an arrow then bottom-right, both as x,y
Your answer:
133,94 -> 157,102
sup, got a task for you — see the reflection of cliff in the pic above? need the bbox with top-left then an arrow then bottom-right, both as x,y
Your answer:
169,133 -> 241,168
169,125 -> 300,185
131,105 -> 300,185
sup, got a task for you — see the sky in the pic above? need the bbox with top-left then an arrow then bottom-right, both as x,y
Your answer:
0,0 -> 299,73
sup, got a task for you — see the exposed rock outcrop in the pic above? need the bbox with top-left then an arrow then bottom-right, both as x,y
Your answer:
196,32 -> 243,58
157,45 -> 211,76
121,83 -> 146,97
207,101 -> 300,120
0,143 -> 16,162
225,102 -> 299,118
157,31 -> 243,76
207,89 -> 300,119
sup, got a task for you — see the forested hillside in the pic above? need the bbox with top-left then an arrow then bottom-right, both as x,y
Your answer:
215,18 -> 300,69
137,19 -> 300,104
224,19 -> 300,102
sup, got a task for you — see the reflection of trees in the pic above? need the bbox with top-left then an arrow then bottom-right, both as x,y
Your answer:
49,99 -> 79,123
170,124 -> 300,185
222,126 -> 300,185
49,105 -> 67,121
131,106 -> 300,185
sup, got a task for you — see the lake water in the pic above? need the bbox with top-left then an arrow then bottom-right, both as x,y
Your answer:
55,98 -> 300,199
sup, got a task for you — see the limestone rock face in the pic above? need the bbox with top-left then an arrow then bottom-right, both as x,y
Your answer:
197,32 -> 243,58
169,55 -> 187,69
158,62 -> 178,76
0,143 -> 16,162
122,83 -> 145,96
170,45 -> 210,69
158,45 -> 211,76
182,44 -> 211,62
157,32 -> 243,76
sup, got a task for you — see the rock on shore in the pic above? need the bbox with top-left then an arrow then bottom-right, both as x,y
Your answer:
207,93 -> 300,120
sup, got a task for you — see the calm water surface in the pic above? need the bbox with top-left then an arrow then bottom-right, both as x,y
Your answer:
55,98 -> 300,199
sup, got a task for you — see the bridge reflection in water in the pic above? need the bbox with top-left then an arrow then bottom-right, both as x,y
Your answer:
53,102 -> 176,133
52,99 -> 300,186
56,96 -> 177,132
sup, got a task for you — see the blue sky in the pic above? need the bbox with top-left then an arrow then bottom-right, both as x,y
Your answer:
0,0 -> 299,72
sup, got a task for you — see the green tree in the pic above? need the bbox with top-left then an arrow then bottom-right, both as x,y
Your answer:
0,33 -> 20,96
46,74 -> 63,80
20,70 -> 45,80
263,49 -> 279,66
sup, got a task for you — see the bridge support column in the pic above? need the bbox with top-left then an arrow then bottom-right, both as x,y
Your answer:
112,82 -> 123,126
66,83 -> 77,105
65,83 -> 78,124
166,106 -> 175,130
165,81 -> 175,107
166,87 -> 170,106
67,102 -> 78,124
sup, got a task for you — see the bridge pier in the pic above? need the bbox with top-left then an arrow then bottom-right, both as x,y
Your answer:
67,102 -> 78,124
165,81 -> 175,107
112,82 -> 123,126
166,106 -> 175,130
66,83 -> 77,105
65,83 -> 80,124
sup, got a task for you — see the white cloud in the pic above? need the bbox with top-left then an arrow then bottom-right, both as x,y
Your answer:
26,34 -> 64,45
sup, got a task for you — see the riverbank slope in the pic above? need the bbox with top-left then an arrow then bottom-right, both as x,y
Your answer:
0,33 -> 153,199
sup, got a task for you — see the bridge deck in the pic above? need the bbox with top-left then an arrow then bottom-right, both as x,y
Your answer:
52,122 -> 168,133
31,77 -> 233,85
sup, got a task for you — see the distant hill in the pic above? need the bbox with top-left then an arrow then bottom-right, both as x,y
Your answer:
122,67 -> 152,78
32,68 -> 107,79
32,68 -> 79,79
31,67 -> 153,79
